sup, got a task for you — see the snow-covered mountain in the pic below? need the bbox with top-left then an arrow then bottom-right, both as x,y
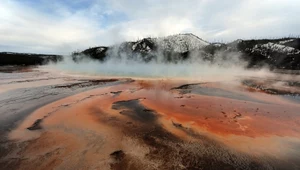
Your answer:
146,33 -> 209,53
1,33 -> 298,70
239,39 -> 300,69
126,33 -> 210,55
251,42 -> 300,56
72,34 -> 300,70
74,33 -> 210,62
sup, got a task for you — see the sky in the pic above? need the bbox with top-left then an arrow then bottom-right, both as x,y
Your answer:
1,0 -> 299,54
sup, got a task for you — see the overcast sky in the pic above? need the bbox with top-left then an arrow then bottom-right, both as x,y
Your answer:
1,0 -> 299,54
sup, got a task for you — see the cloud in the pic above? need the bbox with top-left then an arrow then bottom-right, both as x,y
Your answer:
0,0 -> 299,54
0,0 -> 120,54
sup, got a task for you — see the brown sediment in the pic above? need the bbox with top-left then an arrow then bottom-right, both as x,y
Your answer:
139,89 -> 300,138
110,91 -> 123,97
3,79 -> 300,169
242,79 -> 300,95
0,66 -> 35,73
9,79 -> 300,138
53,79 -> 118,88
12,79 -> 300,139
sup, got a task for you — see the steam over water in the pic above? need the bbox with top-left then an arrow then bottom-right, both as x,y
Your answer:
47,55 -> 272,81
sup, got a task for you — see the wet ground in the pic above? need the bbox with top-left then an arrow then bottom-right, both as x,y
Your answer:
0,66 -> 300,170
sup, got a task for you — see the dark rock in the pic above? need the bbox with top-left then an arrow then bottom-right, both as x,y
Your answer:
27,119 -> 43,130
172,121 -> 183,128
110,91 -> 122,95
54,79 -> 118,89
112,99 -> 157,123
233,113 -> 242,119
110,150 -> 125,161
72,46 -> 108,62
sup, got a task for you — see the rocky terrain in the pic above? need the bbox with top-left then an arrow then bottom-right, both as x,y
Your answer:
72,34 -> 300,70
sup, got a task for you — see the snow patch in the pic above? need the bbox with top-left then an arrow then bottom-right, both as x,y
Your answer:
212,43 -> 223,47
279,39 -> 294,45
96,47 -> 106,53
252,42 -> 300,55
152,34 -> 209,53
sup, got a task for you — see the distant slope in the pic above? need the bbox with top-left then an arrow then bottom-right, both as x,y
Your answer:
143,33 -> 209,53
3,34 -> 297,70
72,33 -> 210,63
0,52 -> 63,65
73,35 -> 300,70
234,38 -> 300,69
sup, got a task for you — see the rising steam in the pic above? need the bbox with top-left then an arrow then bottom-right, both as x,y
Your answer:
45,46 -> 273,81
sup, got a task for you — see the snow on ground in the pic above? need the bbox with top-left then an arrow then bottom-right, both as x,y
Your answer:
96,47 -> 106,53
252,42 -> 300,55
279,39 -> 294,45
152,33 -> 210,53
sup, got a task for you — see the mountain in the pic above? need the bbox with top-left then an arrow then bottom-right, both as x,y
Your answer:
73,34 -> 300,70
133,33 -> 209,53
202,38 -> 300,69
238,39 -> 300,69
86,35 -> 300,70
0,52 -> 63,66
1,34 -> 298,70
72,33 -> 210,63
